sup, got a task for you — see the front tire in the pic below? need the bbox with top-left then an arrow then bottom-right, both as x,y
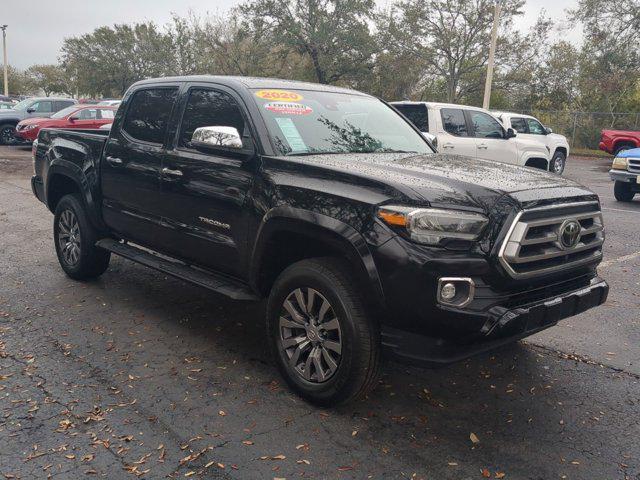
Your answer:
614,181 -> 635,202
550,151 -> 566,175
53,194 -> 111,279
0,123 -> 17,145
267,258 -> 381,406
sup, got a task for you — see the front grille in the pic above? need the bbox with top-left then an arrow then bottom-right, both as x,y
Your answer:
499,201 -> 604,279
627,157 -> 640,173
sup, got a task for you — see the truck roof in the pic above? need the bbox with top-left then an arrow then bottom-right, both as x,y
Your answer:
390,100 -> 490,113
132,75 -> 368,96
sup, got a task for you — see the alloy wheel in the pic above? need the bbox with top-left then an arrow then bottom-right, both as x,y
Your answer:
278,287 -> 342,383
57,209 -> 81,266
553,156 -> 565,174
0,126 -> 15,145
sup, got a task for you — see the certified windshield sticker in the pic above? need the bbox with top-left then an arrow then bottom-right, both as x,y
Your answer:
255,89 -> 303,102
275,117 -> 307,152
265,102 -> 313,116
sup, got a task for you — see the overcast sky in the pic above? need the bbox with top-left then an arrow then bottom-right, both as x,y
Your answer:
3,0 -> 580,70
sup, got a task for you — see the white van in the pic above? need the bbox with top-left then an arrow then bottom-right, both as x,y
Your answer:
391,101 -> 551,172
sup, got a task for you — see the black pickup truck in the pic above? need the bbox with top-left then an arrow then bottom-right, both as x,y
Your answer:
32,76 -> 608,405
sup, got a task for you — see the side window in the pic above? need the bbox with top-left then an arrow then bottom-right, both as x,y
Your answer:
395,104 -> 429,132
31,101 -> 53,113
55,100 -> 75,110
78,108 -> 98,120
99,109 -> 115,119
526,118 -> 545,135
470,111 -> 504,139
441,108 -> 468,137
178,88 -> 247,148
122,88 -> 178,144
510,117 -> 528,133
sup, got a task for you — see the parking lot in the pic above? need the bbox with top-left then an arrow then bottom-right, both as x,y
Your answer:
0,145 -> 638,479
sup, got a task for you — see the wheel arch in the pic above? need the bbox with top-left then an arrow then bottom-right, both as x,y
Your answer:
46,163 -> 102,230
250,206 -> 385,308
524,157 -> 549,171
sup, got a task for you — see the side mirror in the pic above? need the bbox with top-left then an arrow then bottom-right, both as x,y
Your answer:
422,131 -> 437,150
505,128 -> 517,139
544,127 -> 553,134
26,107 -> 36,113
191,126 -> 243,150
68,116 -> 79,122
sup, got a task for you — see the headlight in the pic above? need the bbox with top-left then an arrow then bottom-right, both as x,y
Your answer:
377,205 -> 488,245
23,124 -> 38,131
612,156 -> 628,170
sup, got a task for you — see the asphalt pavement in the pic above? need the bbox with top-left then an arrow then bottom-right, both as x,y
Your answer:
0,146 -> 638,479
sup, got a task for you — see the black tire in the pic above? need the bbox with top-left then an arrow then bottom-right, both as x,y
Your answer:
550,150 -> 566,175
614,181 -> 635,202
266,257 -> 381,406
614,143 -> 634,156
0,123 -> 17,145
53,194 -> 111,279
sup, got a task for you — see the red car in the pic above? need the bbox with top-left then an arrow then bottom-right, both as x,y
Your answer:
15,104 -> 117,142
599,129 -> 640,156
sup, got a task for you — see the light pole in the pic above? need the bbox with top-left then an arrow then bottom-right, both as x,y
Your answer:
482,2 -> 501,110
1,25 -> 7,97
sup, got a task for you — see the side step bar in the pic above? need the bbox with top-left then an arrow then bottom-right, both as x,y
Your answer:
96,238 -> 260,301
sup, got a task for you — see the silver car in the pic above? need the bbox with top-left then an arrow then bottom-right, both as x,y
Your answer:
0,97 -> 77,145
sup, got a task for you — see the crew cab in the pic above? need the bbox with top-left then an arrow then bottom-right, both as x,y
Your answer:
391,101 -> 551,171
15,104 -> 116,142
32,76 -> 608,406
493,111 -> 570,174
0,97 -> 77,145
609,147 -> 640,201
599,129 -> 640,156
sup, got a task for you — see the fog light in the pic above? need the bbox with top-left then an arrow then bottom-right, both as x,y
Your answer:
437,277 -> 475,308
440,283 -> 456,300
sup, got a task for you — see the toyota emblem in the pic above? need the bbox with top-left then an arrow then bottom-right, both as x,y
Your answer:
559,220 -> 581,249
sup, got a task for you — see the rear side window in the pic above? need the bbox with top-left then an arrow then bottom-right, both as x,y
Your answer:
123,88 -> 178,144
394,104 -> 429,132
441,108 -> 468,137
178,88 -> 247,148
54,100 -> 75,111
510,117 -> 528,133
99,109 -> 115,119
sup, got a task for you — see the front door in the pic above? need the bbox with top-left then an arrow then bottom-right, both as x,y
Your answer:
159,85 -> 256,278
467,110 -> 518,164
101,86 -> 179,248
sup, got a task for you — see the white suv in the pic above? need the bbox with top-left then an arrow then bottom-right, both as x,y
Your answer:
492,112 -> 570,174
391,101 -> 551,172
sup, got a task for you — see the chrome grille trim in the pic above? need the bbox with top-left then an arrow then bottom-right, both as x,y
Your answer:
627,158 -> 640,173
498,202 -> 604,279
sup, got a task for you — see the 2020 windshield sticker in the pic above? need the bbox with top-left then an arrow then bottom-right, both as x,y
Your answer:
275,117 -> 307,152
255,89 -> 303,102
265,102 -> 313,116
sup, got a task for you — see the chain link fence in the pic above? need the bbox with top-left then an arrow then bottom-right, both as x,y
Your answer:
515,111 -> 640,150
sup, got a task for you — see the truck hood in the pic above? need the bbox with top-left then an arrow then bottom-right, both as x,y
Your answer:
616,147 -> 640,158
279,152 -> 591,210
18,117 -> 55,127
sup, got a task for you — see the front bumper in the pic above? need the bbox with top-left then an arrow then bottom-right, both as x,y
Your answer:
14,129 -> 36,142
381,276 -> 608,366
609,169 -> 640,185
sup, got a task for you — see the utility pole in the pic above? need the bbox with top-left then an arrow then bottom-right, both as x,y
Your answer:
1,25 -> 8,97
482,2 -> 501,110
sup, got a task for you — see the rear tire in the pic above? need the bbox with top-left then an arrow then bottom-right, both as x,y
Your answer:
614,181 -> 635,202
266,257 -> 381,406
53,194 -> 111,279
550,151 -> 566,175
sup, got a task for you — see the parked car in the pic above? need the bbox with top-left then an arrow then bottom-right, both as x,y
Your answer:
15,104 -> 116,143
599,129 -> 640,156
609,147 -> 640,201
0,101 -> 14,110
32,76 -> 608,406
99,122 -> 112,130
0,97 -> 77,145
97,99 -> 121,107
391,101 -> 551,171
492,111 -> 569,174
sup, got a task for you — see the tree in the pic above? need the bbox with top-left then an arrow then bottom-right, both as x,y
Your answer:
6,66 -> 37,96
238,0 -> 377,85
26,64 -> 69,96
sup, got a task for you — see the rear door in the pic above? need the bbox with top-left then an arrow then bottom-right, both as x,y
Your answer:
101,85 -> 179,248
467,110 -> 518,164
437,108 -> 477,157
158,84 -> 256,277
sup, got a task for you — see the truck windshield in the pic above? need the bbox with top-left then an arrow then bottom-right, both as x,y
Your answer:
252,89 -> 432,156
12,99 -> 33,111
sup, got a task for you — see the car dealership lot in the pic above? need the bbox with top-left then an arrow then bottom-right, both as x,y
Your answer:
0,146 -> 638,479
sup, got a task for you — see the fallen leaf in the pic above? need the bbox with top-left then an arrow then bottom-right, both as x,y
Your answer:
495,472 -> 506,479
481,468 -> 491,478
470,433 -> 480,444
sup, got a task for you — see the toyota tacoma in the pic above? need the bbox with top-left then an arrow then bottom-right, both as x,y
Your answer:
32,76 -> 608,405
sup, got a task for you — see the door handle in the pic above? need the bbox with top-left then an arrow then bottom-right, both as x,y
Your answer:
162,167 -> 183,177
477,144 -> 488,150
105,156 -> 123,165
442,143 -> 455,149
